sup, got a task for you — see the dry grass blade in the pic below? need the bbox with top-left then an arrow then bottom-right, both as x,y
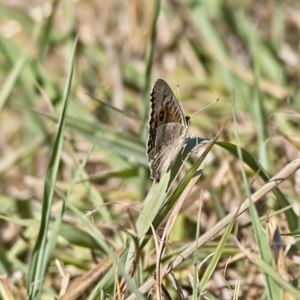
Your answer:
125,158 -> 300,299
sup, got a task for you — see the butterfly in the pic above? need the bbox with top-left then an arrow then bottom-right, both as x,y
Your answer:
146,79 -> 190,183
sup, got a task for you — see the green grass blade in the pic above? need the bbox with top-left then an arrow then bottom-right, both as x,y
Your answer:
0,52 -> 28,112
247,190 -> 281,299
0,36 -> 48,136
27,35 -> 78,299
232,96 -> 280,299
81,167 -> 138,182
192,196 -> 202,300
251,38 -> 271,172
43,145 -> 98,294
199,206 -> 238,293
59,223 -> 101,249
125,172 -> 170,270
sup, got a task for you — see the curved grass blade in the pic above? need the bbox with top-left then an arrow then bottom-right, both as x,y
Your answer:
27,35 -> 78,300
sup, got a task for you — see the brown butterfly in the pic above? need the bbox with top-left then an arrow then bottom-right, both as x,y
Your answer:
146,79 -> 190,183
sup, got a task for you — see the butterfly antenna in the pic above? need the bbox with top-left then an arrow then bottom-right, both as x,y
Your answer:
189,98 -> 220,117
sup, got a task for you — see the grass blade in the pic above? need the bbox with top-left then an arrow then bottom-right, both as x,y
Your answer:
232,90 -> 280,299
0,53 -> 28,112
27,35 -> 78,299
199,206 -> 238,293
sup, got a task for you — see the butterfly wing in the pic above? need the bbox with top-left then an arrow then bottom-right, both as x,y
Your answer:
147,79 -> 189,182
148,122 -> 188,183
